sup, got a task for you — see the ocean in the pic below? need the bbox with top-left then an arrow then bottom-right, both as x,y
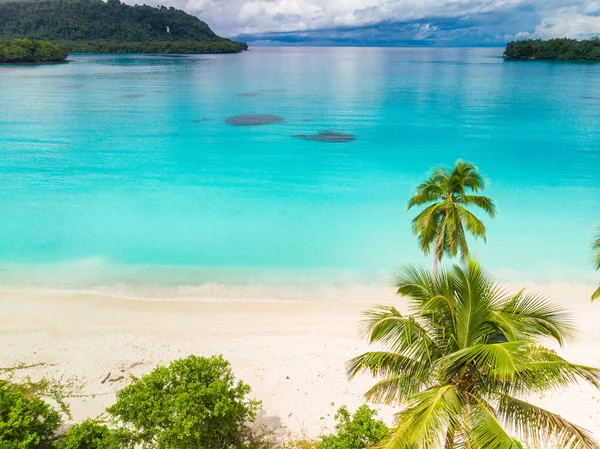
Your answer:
0,47 -> 598,299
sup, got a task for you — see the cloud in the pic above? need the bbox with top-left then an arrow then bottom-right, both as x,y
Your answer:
121,0 -> 599,44
534,3 -> 600,38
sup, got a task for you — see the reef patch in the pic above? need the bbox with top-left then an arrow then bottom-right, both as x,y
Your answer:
293,131 -> 355,143
225,114 -> 285,126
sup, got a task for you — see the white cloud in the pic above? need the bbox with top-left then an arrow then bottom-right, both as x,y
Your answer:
534,3 -> 600,39
124,0 -> 599,40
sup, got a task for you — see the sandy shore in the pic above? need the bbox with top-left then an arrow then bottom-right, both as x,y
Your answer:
1,284 -> 600,442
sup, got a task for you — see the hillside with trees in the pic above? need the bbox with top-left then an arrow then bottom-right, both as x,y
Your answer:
504,37 -> 600,60
0,0 -> 248,54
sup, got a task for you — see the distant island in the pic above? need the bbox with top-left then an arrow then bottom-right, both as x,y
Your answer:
504,37 -> 600,60
0,38 -> 68,63
0,0 -> 248,54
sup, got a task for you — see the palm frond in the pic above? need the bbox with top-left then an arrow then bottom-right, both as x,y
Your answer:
497,290 -> 575,346
347,352 -> 432,404
451,261 -> 498,348
412,203 -> 445,254
507,346 -> 600,393
408,179 -> 446,209
452,161 -> 486,193
466,394 -> 522,449
385,385 -> 463,449
440,341 -> 530,383
460,194 -> 497,217
346,351 -> 428,380
497,394 -> 600,449
359,306 -> 440,360
453,208 -> 469,260
442,207 -> 460,258
457,205 -> 487,242
363,376 -> 427,405
394,264 -> 437,303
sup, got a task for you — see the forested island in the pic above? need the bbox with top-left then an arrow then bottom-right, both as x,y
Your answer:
504,37 -> 600,60
0,38 -> 68,63
0,0 -> 248,54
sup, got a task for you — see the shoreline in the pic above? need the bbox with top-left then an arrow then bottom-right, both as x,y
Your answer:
2,285 -> 600,441
0,276 -> 596,303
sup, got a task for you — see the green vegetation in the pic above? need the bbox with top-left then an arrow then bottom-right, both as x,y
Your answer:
593,225 -> 600,301
320,405 -> 389,449
504,37 -> 600,60
56,421 -> 119,449
0,363 -> 81,421
408,161 -> 496,277
348,260 -> 600,449
107,355 -> 260,449
0,380 -> 61,448
0,38 -> 67,63
0,356 -> 261,449
53,40 -> 247,54
0,357 -> 389,449
0,0 -> 248,54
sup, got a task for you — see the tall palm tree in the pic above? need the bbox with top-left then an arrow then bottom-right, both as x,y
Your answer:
592,226 -> 600,301
408,161 -> 496,277
348,261 -> 600,449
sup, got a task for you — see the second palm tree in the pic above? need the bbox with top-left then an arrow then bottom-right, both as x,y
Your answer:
408,161 -> 496,277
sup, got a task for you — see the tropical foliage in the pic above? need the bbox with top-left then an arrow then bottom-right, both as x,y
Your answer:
320,405 -> 389,449
0,380 -> 61,449
106,355 -> 260,449
0,0 -> 248,54
504,38 -> 600,60
348,260 -> 600,449
408,161 -> 496,275
0,38 -> 67,63
56,420 -> 119,449
592,226 -> 600,301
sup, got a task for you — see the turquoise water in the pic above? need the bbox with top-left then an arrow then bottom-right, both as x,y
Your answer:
0,47 -> 599,294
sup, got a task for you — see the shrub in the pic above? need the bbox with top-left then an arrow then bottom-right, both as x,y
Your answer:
107,355 -> 260,449
320,405 -> 389,449
0,380 -> 61,449
56,420 -> 121,449
283,438 -> 321,449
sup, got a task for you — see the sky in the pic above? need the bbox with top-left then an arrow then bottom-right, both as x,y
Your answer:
129,0 -> 599,45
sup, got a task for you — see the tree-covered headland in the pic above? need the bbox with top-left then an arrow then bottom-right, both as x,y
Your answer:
0,38 -> 68,63
0,0 -> 248,54
504,37 -> 600,60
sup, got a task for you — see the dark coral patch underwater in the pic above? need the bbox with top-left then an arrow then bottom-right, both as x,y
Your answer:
293,131 -> 355,143
225,114 -> 285,126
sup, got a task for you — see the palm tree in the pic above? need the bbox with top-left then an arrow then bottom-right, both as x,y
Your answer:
408,161 -> 496,278
348,261 -> 600,449
592,226 -> 600,301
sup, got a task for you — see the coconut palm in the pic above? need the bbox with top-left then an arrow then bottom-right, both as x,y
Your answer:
408,161 -> 496,277
592,226 -> 600,301
347,260 -> 600,449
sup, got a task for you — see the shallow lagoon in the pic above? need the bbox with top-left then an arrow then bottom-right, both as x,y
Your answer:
0,48 -> 598,294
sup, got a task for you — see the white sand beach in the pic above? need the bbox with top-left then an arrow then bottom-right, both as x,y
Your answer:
1,283 -> 600,443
